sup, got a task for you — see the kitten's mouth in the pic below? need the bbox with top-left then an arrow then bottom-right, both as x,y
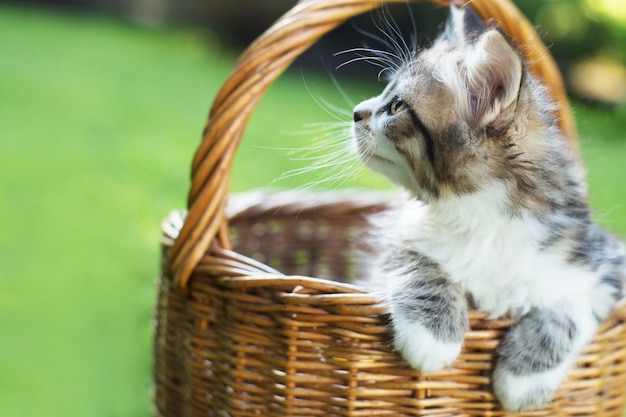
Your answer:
364,153 -> 394,166
353,134 -> 394,166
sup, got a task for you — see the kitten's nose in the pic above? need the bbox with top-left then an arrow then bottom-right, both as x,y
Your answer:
354,110 -> 369,122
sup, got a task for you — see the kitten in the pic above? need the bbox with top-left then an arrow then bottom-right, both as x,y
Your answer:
351,6 -> 626,412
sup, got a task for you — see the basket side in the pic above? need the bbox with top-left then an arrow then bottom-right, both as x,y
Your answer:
167,0 -> 579,292
155,194 -> 626,417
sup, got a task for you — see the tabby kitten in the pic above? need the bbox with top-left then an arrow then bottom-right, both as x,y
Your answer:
351,6 -> 625,412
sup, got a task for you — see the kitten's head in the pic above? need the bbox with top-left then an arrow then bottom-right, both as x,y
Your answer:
352,7 -> 558,203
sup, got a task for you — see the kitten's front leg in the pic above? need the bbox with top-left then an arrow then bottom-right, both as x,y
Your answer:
493,303 -> 597,412
385,253 -> 469,372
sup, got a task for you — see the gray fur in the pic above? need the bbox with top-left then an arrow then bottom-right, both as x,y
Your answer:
383,250 -> 469,343
497,307 -> 579,375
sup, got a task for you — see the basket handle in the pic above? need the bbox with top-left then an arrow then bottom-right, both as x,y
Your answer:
168,0 -> 578,291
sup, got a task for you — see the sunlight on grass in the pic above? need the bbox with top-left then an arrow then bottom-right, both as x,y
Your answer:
586,0 -> 626,24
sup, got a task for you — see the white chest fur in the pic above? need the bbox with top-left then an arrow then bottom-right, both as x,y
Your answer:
392,186 -> 595,318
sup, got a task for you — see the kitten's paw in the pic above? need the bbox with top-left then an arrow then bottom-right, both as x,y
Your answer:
493,365 -> 564,412
393,320 -> 462,373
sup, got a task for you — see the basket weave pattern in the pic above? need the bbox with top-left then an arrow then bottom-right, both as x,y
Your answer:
154,0 -> 626,416
156,194 -> 626,416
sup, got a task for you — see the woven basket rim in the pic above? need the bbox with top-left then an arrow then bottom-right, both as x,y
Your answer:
161,190 -> 626,326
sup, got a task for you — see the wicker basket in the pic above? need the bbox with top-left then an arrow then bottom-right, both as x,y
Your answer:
154,0 -> 626,416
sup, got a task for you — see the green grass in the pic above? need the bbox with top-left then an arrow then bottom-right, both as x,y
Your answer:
575,102 -> 626,233
0,6 -> 625,417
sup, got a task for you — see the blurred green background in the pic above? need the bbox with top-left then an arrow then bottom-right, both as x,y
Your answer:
1,1 -> 625,416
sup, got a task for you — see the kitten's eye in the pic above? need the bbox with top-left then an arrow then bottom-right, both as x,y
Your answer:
389,96 -> 408,115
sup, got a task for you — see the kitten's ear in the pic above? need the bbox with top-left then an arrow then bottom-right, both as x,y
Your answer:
463,29 -> 523,129
437,6 -> 487,45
